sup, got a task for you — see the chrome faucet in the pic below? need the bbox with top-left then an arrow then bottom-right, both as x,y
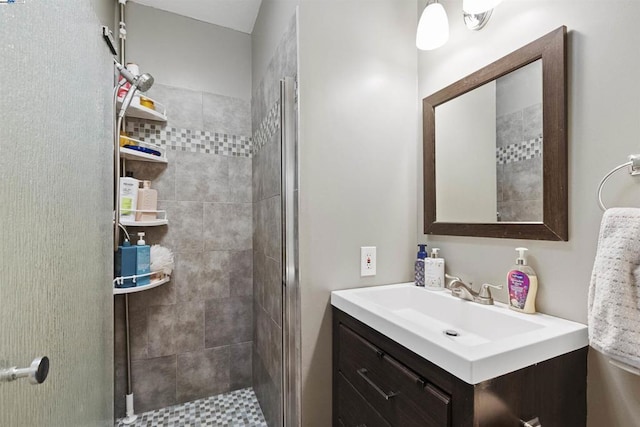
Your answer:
445,274 -> 502,305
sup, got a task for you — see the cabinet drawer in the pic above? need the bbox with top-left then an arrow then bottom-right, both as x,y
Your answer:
338,324 -> 451,427
337,372 -> 391,427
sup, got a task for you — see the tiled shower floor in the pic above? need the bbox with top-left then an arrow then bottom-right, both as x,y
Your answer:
115,387 -> 268,427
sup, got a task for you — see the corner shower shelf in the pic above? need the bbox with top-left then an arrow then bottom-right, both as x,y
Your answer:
120,218 -> 168,227
119,209 -> 168,227
120,137 -> 168,163
116,95 -> 167,122
113,274 -> 171,295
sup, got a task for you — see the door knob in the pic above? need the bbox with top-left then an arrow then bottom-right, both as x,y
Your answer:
0,356 -> 49,385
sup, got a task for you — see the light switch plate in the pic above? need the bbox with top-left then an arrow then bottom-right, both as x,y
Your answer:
360,246 -> 376,277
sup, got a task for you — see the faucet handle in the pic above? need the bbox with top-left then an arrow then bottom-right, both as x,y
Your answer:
479,283 -> 502,298
444,274 -> 461,289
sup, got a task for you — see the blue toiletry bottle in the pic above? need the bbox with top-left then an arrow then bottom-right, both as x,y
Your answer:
135,232 -> 151,286
115,239 -> 137,288
415,244 -> 427,287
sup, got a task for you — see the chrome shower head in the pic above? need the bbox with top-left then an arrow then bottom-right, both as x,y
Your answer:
114,60 -> 154,92
134,73 -> 154,92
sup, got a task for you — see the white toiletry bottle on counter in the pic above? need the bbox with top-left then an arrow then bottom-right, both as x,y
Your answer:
425,248 -> 445,290
507,247 -> 538,314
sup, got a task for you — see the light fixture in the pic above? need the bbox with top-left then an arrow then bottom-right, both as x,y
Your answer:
462,0 -> 502,30
462,0 -> 503,14
417,0 -> 503,49
416,1 -> 449,51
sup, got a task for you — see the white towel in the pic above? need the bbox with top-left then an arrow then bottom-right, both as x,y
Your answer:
589,207 -> 640,369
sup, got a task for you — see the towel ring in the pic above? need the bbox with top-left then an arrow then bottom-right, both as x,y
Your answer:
597,154 -> 640,211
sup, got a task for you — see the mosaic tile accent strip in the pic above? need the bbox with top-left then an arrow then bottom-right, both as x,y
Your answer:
125,121 -> 252,158
252,101 -> 280,155
114,387 -> 267,427
496,137 -> 543,165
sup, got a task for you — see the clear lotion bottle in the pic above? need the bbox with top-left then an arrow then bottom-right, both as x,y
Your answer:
507,247 -> 538,314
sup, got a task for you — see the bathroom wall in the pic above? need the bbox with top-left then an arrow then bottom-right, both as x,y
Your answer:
417,1 -> 640,425
127,2 -> 251,99
113,6 -> 253,417
251,12 -> 298,427
297,1 -> 419,425
0,0 -> 114,425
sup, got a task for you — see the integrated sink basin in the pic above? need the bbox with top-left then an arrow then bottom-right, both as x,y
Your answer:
331,283 -> 588,384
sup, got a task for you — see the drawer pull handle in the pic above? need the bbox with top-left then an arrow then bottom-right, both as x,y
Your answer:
357,368 -> 398,400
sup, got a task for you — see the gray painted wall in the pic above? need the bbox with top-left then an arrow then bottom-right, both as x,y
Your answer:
0,0 -> 114,425
298,1 -> 418,425
418,1 -> 640,425
126,3 -> 252,100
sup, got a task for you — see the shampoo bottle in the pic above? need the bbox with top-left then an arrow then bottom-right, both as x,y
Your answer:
506,247 -> 538,313
136,180 -> 158,222
425,248 -> 445,290
414,244 -> 428,287
115,239 -> 137,288
135,232 -> 151,286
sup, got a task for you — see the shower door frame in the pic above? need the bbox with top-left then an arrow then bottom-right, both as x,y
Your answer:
280,76 -> 301,427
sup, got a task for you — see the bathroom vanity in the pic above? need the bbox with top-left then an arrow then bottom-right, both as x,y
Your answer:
331,284 -> 588,426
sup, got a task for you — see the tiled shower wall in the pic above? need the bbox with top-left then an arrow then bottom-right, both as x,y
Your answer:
496,103 -> 543,222
114,83 -> 253,417
252,14 -> 298,427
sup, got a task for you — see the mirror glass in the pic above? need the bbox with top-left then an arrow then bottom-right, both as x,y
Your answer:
435,60 -> 543,223
423,26 -> 567,241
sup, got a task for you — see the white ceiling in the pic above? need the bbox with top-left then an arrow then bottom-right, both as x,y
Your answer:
131,0 -> 262,34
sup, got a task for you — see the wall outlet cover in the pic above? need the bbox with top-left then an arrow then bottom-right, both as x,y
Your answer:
360,246 -> 376,277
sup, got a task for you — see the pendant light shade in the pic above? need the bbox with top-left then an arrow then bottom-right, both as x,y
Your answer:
416,2 -> 449,51
462,0 -> 503,14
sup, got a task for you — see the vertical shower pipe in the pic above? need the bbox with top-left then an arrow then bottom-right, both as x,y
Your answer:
117,0 -> 137,424
280,77 -> 301,426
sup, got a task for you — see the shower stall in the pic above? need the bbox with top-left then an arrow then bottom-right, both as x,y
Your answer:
112,3 -> 300,426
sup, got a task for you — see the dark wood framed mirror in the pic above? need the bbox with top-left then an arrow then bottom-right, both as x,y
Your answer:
423,26 -> 567,241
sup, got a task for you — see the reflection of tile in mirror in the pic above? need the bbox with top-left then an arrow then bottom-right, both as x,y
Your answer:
496,111 -> 522,147
523,103 -> 543,141
502,157 -> 543,203
497,199 -> 543,222
496,164 -> 504,203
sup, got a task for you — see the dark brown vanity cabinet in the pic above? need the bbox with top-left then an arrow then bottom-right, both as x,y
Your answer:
332,308 -> 587,427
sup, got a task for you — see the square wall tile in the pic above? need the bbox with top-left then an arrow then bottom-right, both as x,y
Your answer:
131,355 -> 177,413
204,296 -> 253,348
177,347 -> 230,403
175,300 -> 205,353
147,304 -> 176,358
230,250 -> 253,297
229,156 -> 252,203
174,251 -> 231,302
175,151 -> 228,202
139,201 -> 204,254
230,341 -> 252,390
204,203 -> 252,251
203,93 -> 251,137
145,83 -> 204,131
